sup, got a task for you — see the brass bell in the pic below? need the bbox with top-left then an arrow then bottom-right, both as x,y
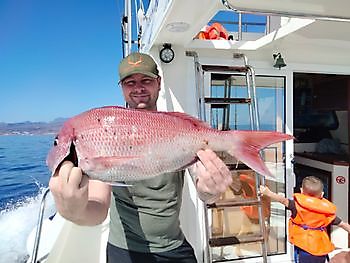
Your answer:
273,53 -> 287,69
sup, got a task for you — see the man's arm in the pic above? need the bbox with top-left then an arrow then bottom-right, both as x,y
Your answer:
190,149 -> 233,204
259,185 -> 289,207
49,161 -> 111,226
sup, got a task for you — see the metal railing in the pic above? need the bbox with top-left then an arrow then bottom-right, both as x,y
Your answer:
209,11 -> 269,41
30,188 -> 51,263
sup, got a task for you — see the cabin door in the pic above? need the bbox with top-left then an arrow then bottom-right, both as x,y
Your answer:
203,72 -> 292,262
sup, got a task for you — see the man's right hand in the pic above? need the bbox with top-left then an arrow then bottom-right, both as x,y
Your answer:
49,161 -> 89,223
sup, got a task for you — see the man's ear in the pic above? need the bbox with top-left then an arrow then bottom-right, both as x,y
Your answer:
320,191 -> 324,198
156,76 -> 162,91
300,187 -> 303,193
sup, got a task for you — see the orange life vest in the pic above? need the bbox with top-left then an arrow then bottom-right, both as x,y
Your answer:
196,23 -> 229,40
239,173 -> 270,220
288,193 -> 336,256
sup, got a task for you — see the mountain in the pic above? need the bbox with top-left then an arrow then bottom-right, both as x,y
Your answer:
0,118 -> 67,135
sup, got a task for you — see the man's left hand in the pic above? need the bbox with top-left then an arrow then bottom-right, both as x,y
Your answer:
193,149 -> 233,203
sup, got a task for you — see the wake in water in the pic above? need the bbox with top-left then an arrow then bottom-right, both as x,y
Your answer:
0,188 -> 55,263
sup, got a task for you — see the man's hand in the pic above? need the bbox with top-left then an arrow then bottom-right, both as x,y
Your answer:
193,149 -> 232,203
49,161 -> 89,223
49,161 -> 111,225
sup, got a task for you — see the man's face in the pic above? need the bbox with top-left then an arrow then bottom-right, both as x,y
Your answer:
121,73 -> 161,110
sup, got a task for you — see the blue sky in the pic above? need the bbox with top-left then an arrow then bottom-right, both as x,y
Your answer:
0,1 -> 264,124
0,1 -> 127,123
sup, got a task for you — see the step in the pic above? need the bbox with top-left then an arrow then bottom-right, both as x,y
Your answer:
209,234 -> 264,247
202,65 -> 249,73
204,97 -> 251,105
207,198 -> 260,208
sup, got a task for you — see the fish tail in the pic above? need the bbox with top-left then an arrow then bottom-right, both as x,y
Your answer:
226,130 -> 293,178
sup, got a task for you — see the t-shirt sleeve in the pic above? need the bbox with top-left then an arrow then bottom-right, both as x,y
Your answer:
332,216 -> 342,225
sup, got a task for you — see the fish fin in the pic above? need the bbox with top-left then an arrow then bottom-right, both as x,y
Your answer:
92,156 -> 140,163
175,157 -> 199,172
227,131 -> 293,178
159,111 -> 211,129
107,182 -> 133,187
80,156 -> 141,172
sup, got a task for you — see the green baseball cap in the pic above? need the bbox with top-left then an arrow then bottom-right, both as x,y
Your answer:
119,52 -> 159,81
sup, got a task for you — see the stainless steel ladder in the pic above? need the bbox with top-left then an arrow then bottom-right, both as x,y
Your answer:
187,52 -> 268,263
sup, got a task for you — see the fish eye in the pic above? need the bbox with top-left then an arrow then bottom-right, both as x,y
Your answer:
54,136 -> 58,146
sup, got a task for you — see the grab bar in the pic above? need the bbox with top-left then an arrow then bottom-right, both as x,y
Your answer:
30,188 -> 51,263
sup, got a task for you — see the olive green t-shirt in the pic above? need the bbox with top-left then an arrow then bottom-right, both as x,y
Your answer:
108,171 -> 185,253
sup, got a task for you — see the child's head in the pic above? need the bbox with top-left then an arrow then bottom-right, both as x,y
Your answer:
301,176 -> 324,198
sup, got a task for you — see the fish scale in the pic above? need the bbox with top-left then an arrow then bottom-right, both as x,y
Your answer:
47,106 -> 293,182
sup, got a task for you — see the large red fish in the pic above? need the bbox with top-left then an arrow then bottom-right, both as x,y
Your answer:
47,106 -> 293,181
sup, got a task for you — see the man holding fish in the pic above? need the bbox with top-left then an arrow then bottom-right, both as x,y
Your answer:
48,52 -> 292,262
49,52 -> 235,262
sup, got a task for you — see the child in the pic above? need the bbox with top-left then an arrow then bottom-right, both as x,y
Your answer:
260,176 -> 350,263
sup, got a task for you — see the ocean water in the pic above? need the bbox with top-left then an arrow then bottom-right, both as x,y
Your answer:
0,135 -> 56,263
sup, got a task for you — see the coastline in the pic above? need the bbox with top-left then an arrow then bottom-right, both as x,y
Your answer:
0,119 -> 66,136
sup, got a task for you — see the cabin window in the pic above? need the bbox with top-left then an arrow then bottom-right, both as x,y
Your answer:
209,74 -> 285,133
294,73 -> 343,143
207,73 -> 287,260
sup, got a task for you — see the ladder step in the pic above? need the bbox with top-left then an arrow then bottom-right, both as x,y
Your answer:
226,163 -> 249,170
204,97 -> 251,105
207,198 -> 260,208
202,65 -> 249,73
209,234 -> 264,247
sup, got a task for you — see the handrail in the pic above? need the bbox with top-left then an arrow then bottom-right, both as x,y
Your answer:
222,0 -> 350,23
30,188 -> 51,263
209,13 -> 268,41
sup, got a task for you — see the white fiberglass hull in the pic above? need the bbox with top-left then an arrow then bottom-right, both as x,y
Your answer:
26,213 -> 109,263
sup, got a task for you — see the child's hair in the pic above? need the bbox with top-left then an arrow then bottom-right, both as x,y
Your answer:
301,176 -> 324,197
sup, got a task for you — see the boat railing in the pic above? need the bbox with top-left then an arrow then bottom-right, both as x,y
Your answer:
29,187 -> 51,263
208,10 -> 270,41
210,19 -> 267,33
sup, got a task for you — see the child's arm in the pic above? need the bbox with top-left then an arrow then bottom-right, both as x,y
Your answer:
330,251 -> 350,263
338,221 -> 350,233
259,185 -> 289,207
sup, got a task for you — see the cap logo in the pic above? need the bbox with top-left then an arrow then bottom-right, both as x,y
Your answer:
127,54 -> 142,67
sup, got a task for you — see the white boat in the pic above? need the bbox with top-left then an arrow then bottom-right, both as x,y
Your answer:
27,0 -> 350,262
